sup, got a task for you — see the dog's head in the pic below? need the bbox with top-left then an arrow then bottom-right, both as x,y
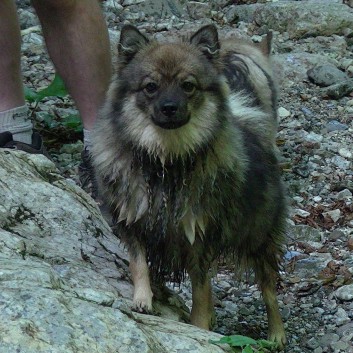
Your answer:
108,25 -> 229,159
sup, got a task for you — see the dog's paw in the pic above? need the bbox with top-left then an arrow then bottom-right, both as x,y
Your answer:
132,287 -> 153,313
268,330 -> 287,351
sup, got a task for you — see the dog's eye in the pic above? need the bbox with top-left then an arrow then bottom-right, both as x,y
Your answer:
181,81 -> 196,94
144,82 -> 158,94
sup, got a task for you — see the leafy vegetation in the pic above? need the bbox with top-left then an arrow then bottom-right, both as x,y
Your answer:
25,73 -> 82,138
24,74 -> 68,103
210,334 -> 277,353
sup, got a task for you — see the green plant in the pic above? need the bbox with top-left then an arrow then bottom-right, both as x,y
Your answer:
24,73 -> 82,133
209,334 -> 277,353
24,74 -> 68,103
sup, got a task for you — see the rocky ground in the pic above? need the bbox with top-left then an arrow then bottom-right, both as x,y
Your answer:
16,1 -> 353,352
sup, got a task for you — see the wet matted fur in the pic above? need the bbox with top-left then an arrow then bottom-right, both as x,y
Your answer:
91,25 -> 287,349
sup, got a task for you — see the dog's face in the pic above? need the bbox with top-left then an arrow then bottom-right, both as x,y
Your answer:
110,25 -> 229,159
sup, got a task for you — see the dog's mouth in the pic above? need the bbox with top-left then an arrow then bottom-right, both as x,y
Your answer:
151,115 -> 190,130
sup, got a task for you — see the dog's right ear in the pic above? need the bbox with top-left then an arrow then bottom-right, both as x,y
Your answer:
190,25 -> 220,60
118,25 -> 149,64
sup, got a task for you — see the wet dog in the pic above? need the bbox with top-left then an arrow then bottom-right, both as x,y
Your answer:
91,25 -> 286,349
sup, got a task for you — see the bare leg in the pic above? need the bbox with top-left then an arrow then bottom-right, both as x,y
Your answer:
129,246 -> 153,312
258,269 -> 286,350
0,0 -> 25,111
31,0 -> 112,130
188,267 -> 215,330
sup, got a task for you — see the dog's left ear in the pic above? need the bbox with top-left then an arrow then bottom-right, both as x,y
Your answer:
190,25 -> 220,60
118,25 -> 149,64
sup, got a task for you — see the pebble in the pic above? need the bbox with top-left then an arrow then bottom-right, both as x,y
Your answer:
336,188 -> 352,200
334,307 -> 350,326
291,224 -> 322,242
307,64 -> 348,87
318,333 -> 340,347
331,155 -> 351,170
278,106 -> 291,118
323,209 -> 341,223
323,79 -> 353,99
334,284 -> 353,301
328,229 -> 346,241
338,148 -> 352,159
337,323 -> 353,341
325,120 -> 349,132
330,340 -> 350,352
307,337 -> 320,349
305,132 -> 324,143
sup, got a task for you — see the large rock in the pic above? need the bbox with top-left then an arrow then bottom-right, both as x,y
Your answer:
0,150 -> 229,353
233,1 -> 353,39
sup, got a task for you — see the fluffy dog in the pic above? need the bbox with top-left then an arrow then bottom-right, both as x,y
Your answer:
91,24 -> 287,348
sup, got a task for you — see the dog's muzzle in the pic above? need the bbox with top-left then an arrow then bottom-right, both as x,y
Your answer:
152,101 -> 190,129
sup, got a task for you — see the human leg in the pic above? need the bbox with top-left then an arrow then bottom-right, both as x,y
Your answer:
0,0 -> 33,145
31,0 -> 112,137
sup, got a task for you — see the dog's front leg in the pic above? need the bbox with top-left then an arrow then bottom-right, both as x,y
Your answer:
129,245 -> 153,312
187,265 -> 215,330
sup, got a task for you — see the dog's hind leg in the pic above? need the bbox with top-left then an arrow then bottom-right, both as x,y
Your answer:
129,245 -> 153,313
256,264 -> 286,350
187,264 -> 215,330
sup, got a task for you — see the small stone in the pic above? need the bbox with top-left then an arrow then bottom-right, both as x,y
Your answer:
293,196 -> 304,203
323,209 -> 341,223
334,284 -> 353,301
337,322 -> 353,341
295,253 -> 332,275
318,333 -> 339,347
331,155 -> 351,170
340,58 -> 353,70
328,229 -> 345,241
330,340 -> 349,351
292,208 -> 311,218
291,224 -> 322,242
278,107 -> 291,118
307,64 -> 348,87
306,337 -> 320,349
284,251 -> 302,261
304,132 -> 323,143
338,148 -> 352,159
186,1 -> 211,20
335,307 -> 350,326
313,196 -> 322,202
325,120 -> 348,132
300,106 -> 314,116
322,79 -> 353,99
336,188 -> 352,200
281,306 -> 291,321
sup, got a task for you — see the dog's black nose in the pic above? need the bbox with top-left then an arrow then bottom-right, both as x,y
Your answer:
161,102 -> 178,117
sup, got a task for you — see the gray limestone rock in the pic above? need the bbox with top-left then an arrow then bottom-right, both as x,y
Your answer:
252,1 -> 353,39
307,64 -> 348,87
0,150 -> 229,353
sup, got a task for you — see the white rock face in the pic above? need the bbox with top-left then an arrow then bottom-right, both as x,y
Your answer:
0,150 -> 228,353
